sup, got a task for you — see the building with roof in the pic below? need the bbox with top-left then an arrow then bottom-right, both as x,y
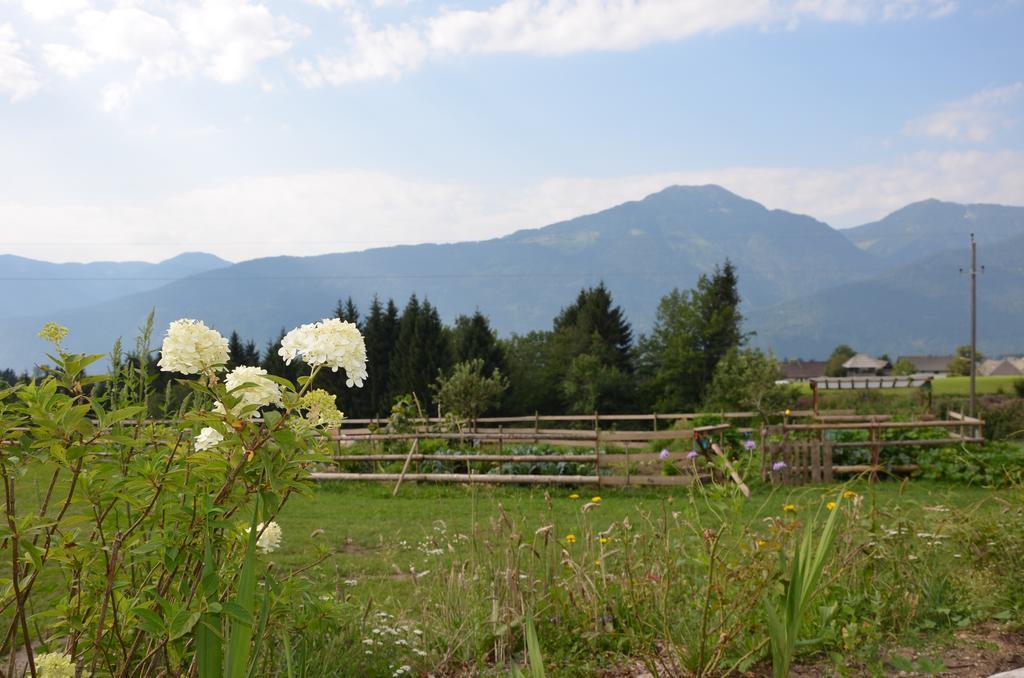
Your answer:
980,358 -> 1023,377
779,359 -> 828,382
842,353 -> 890,376
895,355 -> 954,376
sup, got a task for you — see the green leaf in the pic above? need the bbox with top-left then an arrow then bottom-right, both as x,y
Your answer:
169,610 -> 201,641
225,501 -> 260,678
130,607 -> 165,636
221,601 -> 253,625
197,536 -> 223,678
525,616 -> 546,678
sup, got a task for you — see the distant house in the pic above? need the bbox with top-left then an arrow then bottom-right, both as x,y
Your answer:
842,353 -> 890,376
980,358 -> 1023,377
780,359 -> 827,382
896,355 -> 954,376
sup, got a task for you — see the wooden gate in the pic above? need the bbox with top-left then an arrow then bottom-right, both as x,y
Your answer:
765,441 -> 833,485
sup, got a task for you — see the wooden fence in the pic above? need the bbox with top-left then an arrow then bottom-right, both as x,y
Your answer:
308,409 -> 984,490
762,410 -> 984,485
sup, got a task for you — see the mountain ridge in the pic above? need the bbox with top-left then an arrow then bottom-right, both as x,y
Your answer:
2,186 -> 1023,371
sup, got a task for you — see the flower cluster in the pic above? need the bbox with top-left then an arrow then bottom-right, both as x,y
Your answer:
34,652 -> 76,678
194,427 -> 224,451
216,366 -> 283,418
37,322 -> 69,347
298,389 -> 344,428
157,319 -> 229,375
278,318 -> 368,387
246,521 -> 282,554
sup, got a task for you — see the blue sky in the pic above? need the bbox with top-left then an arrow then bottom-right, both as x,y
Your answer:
1,0 -> 1022,262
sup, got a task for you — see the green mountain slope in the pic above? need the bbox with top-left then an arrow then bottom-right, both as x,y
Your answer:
0,252 -> 230,319
841,199 -> 1024,265
0,185 -> 875,370
749,232 -> 1024,358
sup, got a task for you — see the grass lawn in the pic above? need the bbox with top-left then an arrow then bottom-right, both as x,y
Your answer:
270,477 -> 1018,610
795,375 -> 1021,398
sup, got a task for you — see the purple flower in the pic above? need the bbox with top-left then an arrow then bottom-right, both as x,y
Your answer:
659,449 -> 670,461
772,461 -> 787,472
686,450 -> 699,460
743,439 -> 757,451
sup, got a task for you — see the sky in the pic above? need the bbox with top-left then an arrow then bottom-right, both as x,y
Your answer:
1,0 -> 1023,263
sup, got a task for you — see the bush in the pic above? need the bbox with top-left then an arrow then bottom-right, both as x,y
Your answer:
0,319 -> 364,676
979,396 -> 1024,441
916,442 -> 1024,486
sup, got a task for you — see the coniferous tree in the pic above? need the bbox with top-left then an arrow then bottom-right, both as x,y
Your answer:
226,332 -> 245,370
241,339 -> 260,366
500,331 -> 560,415
390,295 -> 451,412
261,329 -> 301,383
450,310 -> 505,375
545,282 -> 636,413
361,297 -> 400,417
551,282 -> 633,373
639,261 -> 746,411
335,297 -> 360,326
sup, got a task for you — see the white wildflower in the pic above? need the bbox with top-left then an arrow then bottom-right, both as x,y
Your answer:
245,521 -> 282,554
344,579 -> 358,586
278,318 -> 368,387
216,366 -> 283,418
157,319 -> 229,375
194,427 -> 224,452
34,652 -> 76,678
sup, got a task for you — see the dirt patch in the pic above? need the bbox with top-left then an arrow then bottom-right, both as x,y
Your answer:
772,622 -> 1024,677
339,541 -> 375,555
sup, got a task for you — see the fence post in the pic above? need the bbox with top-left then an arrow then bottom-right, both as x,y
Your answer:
594,428 -> 601,488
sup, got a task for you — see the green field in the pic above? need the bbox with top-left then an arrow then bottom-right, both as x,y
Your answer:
259,477 -> 1024,675
796,375 -> 1021,397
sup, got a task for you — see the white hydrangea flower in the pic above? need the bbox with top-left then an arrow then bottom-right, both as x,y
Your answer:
157,319 -> 229,375
215,366 -> 283,418
246,521 -> 282,554
278,318 -> 368,387
194,427 -> 224,451
34,652 -> 76,678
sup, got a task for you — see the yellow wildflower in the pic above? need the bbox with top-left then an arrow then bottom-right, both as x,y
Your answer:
599,537 -> 608,544
783,504 -> 797,513
827,501 -> 837,511
565,534 -> 577,544
569,493 -> 580,500
785,408 -> 791,417
591,496 -> 602,503
843,490 -> 857,499
756,539 -> 767,549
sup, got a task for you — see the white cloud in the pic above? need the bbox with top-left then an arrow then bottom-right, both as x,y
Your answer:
20,0 -> 308,109
904,82 -> 1024,142
42,42 -> 96,78
18,0 -> 91,22
0,22 -> 41,102
302,0 -> 959,86
178,0 -> 309,83
1,150 -> 1020,263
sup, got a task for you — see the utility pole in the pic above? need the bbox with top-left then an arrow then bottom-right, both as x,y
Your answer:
969,233 -> 977,418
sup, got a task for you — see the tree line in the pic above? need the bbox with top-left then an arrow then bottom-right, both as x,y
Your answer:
224,259 -> 786,418
3,260 -> 795,418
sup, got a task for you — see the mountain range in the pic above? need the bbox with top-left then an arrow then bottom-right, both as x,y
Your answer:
2,186 -> 1022,371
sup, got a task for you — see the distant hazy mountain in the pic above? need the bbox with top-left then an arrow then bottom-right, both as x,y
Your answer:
750,232 -> 1024,358
0,185 -> 876,370
841,199 -> 1024,266
0,252 -> 230,319
2,187 -> 1022,372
